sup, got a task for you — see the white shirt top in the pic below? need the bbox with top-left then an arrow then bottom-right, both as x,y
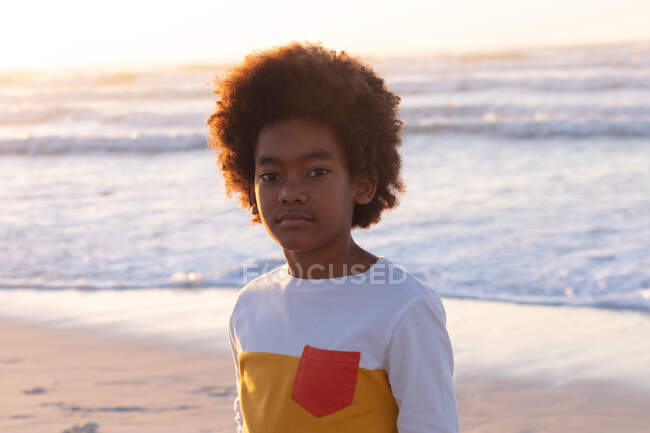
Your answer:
228,256 -> 459,433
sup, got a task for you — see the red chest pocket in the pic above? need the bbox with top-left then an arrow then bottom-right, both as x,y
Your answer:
291,345 -> 361,417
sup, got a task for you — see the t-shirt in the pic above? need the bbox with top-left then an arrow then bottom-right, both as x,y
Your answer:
228,256 -> 459,433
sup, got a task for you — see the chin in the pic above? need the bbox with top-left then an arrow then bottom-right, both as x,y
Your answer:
266,221 -> 313,247
275,237 -> 317,253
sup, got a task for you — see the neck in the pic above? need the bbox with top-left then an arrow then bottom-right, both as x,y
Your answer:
283,235 -> 378,280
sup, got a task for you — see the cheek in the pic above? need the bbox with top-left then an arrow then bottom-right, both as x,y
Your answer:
321,185 -> 354,215
258,191 -> 274,210
253,187 -> 270,212
255,182 -> 270,200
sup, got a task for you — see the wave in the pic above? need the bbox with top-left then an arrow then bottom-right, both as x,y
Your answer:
0,106 -> 207,127
0,87 -> 212,104
5,103 -> 650,127
0,259 -> 286,292
2,116 -> 649,155
440,290 -> 650,315
399,103 -> 650,119
4,74 -> 648,103
403,119 -> 650,138
1,279 -> 647,315
0,134 -> 209,155
390,74 -> 650,94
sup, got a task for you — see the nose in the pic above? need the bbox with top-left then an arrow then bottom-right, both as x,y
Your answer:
278,175 -> 307,204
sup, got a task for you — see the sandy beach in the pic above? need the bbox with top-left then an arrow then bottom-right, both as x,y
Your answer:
1,318 -> 235,433
2,313 -> 650,433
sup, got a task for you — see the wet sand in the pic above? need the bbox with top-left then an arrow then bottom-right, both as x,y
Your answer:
0,318 -> 235,433
2,316 -> 650,433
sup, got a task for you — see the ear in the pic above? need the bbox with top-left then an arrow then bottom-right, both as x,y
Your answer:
353,171 -> 377,205
247,185 -> 259,215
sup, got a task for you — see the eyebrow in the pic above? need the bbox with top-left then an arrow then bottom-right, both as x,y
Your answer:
256,148 -> 334,166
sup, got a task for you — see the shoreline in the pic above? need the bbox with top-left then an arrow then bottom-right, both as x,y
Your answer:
2,316 -> 650,433
2,289 -> 649,392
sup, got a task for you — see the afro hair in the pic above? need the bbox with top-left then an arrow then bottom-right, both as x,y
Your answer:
206,41 -> 405,228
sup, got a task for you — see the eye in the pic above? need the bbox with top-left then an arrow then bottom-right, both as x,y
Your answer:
259,173 -> 279,182
309,168 -> 329,177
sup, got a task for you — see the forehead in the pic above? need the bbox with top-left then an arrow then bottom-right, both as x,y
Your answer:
254,118 -> 345,167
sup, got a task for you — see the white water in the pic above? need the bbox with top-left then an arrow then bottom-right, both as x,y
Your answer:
1,41 -> 649,312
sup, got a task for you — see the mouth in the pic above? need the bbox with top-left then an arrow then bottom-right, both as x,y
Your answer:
277,216 -> 314,227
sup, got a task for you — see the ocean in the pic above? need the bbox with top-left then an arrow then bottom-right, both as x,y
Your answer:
2,41 -> 648,312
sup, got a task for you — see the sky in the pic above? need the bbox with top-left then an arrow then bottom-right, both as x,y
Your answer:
2,0 -> 650,71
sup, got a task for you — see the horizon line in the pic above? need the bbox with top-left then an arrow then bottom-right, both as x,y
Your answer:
1,37 -> 648,75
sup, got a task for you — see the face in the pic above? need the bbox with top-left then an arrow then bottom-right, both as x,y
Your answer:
252,117 -> 374,253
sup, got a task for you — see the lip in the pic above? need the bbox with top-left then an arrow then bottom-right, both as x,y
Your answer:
277,212 -> 314,227
278,217 -> 313,227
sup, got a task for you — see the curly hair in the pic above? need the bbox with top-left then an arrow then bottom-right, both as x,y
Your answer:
206,41 -> 405,229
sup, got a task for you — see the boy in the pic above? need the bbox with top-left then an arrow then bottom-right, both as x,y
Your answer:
206,41 -> 459,433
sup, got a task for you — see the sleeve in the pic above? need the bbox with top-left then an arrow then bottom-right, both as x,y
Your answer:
383,293 -> 459,433
228,317 -> 244,432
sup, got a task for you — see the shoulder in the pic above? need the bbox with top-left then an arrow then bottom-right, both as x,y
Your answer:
239,262 -> 286,295
229,263 -> 286,325
378,259 -> 446,323
375,260 -> 451,369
